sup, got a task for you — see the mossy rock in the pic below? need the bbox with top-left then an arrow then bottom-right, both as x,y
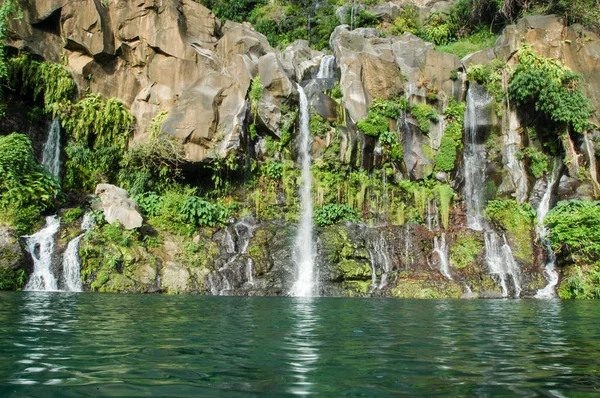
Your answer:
342,280 -> 372,296
335,259 -> 372,280
391,275 -> 463,298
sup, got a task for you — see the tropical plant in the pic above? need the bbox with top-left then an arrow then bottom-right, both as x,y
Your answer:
314,203 -> 359,226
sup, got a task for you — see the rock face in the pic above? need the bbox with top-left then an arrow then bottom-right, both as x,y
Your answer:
76,218 -> 545,298
94,184 -> 143,230
0,227 -> 23,271
7,0 -> 292,163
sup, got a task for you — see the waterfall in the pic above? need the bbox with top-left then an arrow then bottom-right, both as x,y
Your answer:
316,55 -> 335,79
365,230 -> 391,291
484,232 -> 521,297
24,216 -> 61,292
62,213 -> 94,292
535,158 -> 563,298
463,85 -> 494,231
433,233 -> 452,280
42,118 -> 61,178
291,84 -> 316,297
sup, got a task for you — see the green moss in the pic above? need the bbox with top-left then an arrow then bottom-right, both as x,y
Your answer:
485,200 -> 535,260
391,277 -> 463,298
342,280 -> 372,296
557,263 -> 600,299
336,259 -> 372,280
436,30 -> 498,58
450,236 -> 483,269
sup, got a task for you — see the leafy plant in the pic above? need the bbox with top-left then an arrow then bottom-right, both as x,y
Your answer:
545,200 -> 600,259
508,44 -> 594,136
181,196 -> 230,228
314,203 -> 359,226
62,207 -> 84,224
411,104 -> 439,133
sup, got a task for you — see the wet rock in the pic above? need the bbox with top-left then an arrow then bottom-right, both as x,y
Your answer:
0,227 -> 23,270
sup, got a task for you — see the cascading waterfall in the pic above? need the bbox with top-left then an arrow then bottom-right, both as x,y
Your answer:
433,233 -> 451,280
290,84 -> 316,297
464,84 -> 521,296
484,232 -> 521,297
365,230 -> 391,291
42,118 -> 61,178
535,158 -> 562,298
316,55 -> 335,79
62,213 -> 94,292
463,85 -> 493,231
24,216 -> 61,292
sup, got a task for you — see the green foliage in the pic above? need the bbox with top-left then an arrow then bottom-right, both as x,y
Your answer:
558,264 -> 600,299
357,98 -> 404,137
508,44 -> 594,135
0,1 -> 21,84
436,30 -> 498,58
522,146 -> 547,179
411,104 -> 439,133
199,0 -> 266,22
390,5 -> 420,35
119,111 -> 185,195
467,59 -> 506,109
261,159 -> 283,180
450,236 -> 482,269
62,94 -> 134,152
545,200 -> 600,259
64,143 -> 122,192
7,54 -> 76,114
0,134 -> 60,234
435,136 -> 458,172
379,130 -> 403,162
423,12 -> 455,45
250,1 -> 339,50
181,196 -> 230,228
347,9 -> 379,29
134,192 -> 164,218
485,199 -> 536,230
314,203 -> 359,227
249,76 -> 263,119
0,268 -> 26,291
434,184 -> 454,228
310,114 -> 333,138
62,207 -> 83,224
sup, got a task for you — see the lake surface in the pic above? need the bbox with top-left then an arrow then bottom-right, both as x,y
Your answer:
1,293 -> 599,397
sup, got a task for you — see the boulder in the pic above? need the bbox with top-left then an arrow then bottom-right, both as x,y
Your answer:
0,227 -> 23,270
94,184 -> 143,230
330,25 -> 404,122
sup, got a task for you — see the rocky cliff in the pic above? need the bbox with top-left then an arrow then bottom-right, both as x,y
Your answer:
1,0 -> 600,298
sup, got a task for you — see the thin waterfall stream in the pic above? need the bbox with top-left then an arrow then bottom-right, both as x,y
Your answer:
290,84 -> 316,297
535,158 -> 563,298
42,118 -> 61,178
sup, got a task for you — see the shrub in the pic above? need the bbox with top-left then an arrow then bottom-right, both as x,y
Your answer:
390,5 -> 420,35
0,268 -> 27,291
314,203 -> 359,226
522,146 -> 547,179
181,196 -> 230,228
62,207 -> 84,224
450,236 -> 482,269
134,192 -> 164,217
508,44 -> 594,135
0,133 -> 60,233
545,200 -> 600,259
411,104 -> 439,133
435,136 -> 458,172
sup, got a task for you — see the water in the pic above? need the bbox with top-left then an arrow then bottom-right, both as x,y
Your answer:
463,85 -> 494,231
484,233 -> 521,297
316,55 -> 335,79
41,119 -> 61,178
535,158 -> 563,299
2,294 -> 600,396
291,85 -> 315,297
23,216 -> 60,292
61,213 -> 94,293
433,233 -> 452,280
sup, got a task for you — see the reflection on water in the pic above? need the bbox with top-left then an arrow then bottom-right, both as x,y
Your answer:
1,294 -> 600,396
286,298 -> 320,396
10,292 -> 79,386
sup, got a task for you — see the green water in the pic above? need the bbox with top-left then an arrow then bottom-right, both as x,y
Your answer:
1,293 -> 599,396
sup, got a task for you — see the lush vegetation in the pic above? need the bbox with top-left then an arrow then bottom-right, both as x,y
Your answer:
0,133 -> 61,233
508,44 -> 594,136
314,203 -> 359,227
